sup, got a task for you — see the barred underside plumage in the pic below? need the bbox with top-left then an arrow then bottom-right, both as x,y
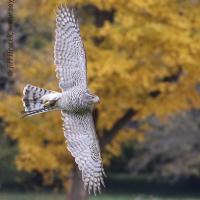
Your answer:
62,111 -> 105,194
55,6 -> 87,91
55,6 -> 105,193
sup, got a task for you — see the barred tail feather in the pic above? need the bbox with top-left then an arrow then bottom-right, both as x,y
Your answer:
22,84 -> 57,117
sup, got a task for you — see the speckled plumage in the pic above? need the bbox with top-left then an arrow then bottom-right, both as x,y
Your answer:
22,5 -> 105,194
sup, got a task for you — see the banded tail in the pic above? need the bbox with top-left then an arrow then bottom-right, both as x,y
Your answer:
22,84 -> 61,117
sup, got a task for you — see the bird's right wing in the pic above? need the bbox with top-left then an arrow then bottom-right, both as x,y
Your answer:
54,6 -> 87,91
62,110 -> 105,194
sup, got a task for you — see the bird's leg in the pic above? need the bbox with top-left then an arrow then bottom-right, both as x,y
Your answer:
43,100 -> 50,108
43,100 -> 56,108
41,92 -> 62,108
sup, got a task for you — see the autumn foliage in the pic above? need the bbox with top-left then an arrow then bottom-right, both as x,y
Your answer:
0,0 -> 200,191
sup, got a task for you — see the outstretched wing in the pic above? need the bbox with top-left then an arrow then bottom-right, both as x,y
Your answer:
62,111 -> 105,194
55,6 -> 87,91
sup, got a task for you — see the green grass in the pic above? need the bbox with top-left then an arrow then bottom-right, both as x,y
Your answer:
0,193 -> 200,200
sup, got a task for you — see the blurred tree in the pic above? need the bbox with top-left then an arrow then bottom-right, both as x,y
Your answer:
0,119 -> 17,189
0,119 -> 36,191
0,0 -> 200,199
128,109 -> 200,182
0,2 -> 36,192
0,4 -> 13,91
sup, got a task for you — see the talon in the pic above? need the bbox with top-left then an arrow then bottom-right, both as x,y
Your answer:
44,100 -> 51,108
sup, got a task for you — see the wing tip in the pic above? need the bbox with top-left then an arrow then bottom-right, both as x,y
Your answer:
82,169 -> 105,195
55,3 -> 79,27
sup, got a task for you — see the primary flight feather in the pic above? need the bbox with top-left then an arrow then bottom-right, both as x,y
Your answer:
22,5 -> 105,194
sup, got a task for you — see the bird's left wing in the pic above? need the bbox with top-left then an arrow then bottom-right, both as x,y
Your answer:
55,6 -> 87,91
62,111 -> 105,194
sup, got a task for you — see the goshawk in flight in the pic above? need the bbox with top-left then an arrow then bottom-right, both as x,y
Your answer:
22,5 -> 105,194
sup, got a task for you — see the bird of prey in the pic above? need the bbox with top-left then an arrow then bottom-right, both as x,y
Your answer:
22,5 -> 105,194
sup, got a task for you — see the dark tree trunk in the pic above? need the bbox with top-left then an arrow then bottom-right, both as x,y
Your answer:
67,165 -> 88,200
100,109 -> 137,149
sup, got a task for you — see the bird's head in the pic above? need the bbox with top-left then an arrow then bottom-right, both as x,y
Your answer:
84,90 -> 100,104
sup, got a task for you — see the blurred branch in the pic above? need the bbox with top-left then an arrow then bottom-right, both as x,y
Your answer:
100,109 -> 137,149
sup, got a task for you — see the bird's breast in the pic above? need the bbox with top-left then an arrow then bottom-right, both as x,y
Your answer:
57,91 -> 91,113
